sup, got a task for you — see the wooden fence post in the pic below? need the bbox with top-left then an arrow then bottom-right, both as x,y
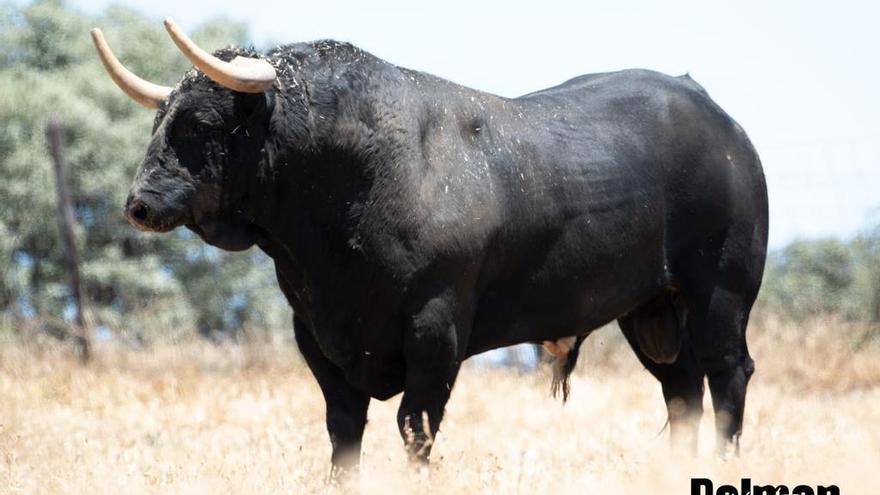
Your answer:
46,115 -> 91,363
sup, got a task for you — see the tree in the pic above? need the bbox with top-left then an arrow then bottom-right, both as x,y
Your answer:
760,231 -> 880,324
0,0 -> 287,340
850,225 -> 880,322
760,239 -> 853,319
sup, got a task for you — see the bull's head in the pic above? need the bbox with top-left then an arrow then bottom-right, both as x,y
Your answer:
92,19 -> 278,250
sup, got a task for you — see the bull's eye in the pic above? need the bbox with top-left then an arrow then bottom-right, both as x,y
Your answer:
172,116 -> 221,142
194,121 -> 220,136
182,122 -> 218,139
172,125 -> 223,175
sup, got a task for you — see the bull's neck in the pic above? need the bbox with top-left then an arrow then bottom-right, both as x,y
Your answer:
237,63 -> 415,255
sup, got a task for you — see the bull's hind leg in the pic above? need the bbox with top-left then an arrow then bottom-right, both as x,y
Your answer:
685,287 -> 756,455
618,312 -> 705,453
675,229 -> 763,455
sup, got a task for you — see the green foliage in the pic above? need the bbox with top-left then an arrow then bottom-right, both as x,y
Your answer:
0,0 -> 288,340
850,228 -> 880,322
760,231 -> 880,323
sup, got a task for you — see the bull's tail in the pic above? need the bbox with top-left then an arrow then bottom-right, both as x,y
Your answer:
548,335 -> 587,402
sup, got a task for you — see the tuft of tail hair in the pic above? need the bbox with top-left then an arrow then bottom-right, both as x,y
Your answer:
550,335 -> 586,402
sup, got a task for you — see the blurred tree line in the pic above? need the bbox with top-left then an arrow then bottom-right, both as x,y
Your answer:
759,226 -> 880,324
0,0 -> 289,341
0,0 -> 877,345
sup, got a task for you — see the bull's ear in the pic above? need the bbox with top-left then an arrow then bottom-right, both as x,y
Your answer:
233,92 -> 275,123
264,91 -> 277,116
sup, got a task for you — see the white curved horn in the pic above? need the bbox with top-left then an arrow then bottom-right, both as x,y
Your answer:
90,28 -> 172,109
163,18 -> 275,93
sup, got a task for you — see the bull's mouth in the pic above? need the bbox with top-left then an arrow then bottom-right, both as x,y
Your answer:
130,217 -> 184,233
186,217 -> 261,251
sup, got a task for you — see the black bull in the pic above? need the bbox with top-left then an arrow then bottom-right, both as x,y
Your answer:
103,38 -> 768,469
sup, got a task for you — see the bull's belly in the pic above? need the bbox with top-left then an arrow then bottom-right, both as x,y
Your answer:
465,300 -> 612,357
343,354 -> 406,400
465,271 -> 663,357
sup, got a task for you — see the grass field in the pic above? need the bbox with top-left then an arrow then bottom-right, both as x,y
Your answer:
1,315 -> 878,494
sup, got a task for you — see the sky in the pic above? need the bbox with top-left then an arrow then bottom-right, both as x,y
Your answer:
68,0 -> 880,248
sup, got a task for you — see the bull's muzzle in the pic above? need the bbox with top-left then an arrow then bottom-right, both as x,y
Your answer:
124,193 -> 180,232
125,195 -> 153,231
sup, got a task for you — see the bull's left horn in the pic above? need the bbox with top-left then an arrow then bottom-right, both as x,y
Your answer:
163,18 -> 276,93
90,28 -> 172,109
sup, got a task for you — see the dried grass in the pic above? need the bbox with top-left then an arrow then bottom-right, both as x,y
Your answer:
0,316 -> 877,494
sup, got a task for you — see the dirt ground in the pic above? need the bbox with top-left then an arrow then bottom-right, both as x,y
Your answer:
1,315 -> 877,494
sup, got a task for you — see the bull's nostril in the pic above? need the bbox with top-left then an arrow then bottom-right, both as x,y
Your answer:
129,202 -> 149,222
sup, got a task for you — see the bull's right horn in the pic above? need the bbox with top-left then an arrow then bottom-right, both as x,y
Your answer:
163,18 -> 276,93
90,28 -> 172,109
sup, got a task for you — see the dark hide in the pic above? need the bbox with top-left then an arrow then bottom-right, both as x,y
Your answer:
121,42 -> 768,468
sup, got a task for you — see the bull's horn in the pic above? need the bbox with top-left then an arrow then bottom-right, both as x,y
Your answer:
163,18 -> 275,93
90,28 -> 172,109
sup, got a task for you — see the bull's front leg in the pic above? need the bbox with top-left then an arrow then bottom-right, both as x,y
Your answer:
397,294 -> 464,465
293,317 -> 370,475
